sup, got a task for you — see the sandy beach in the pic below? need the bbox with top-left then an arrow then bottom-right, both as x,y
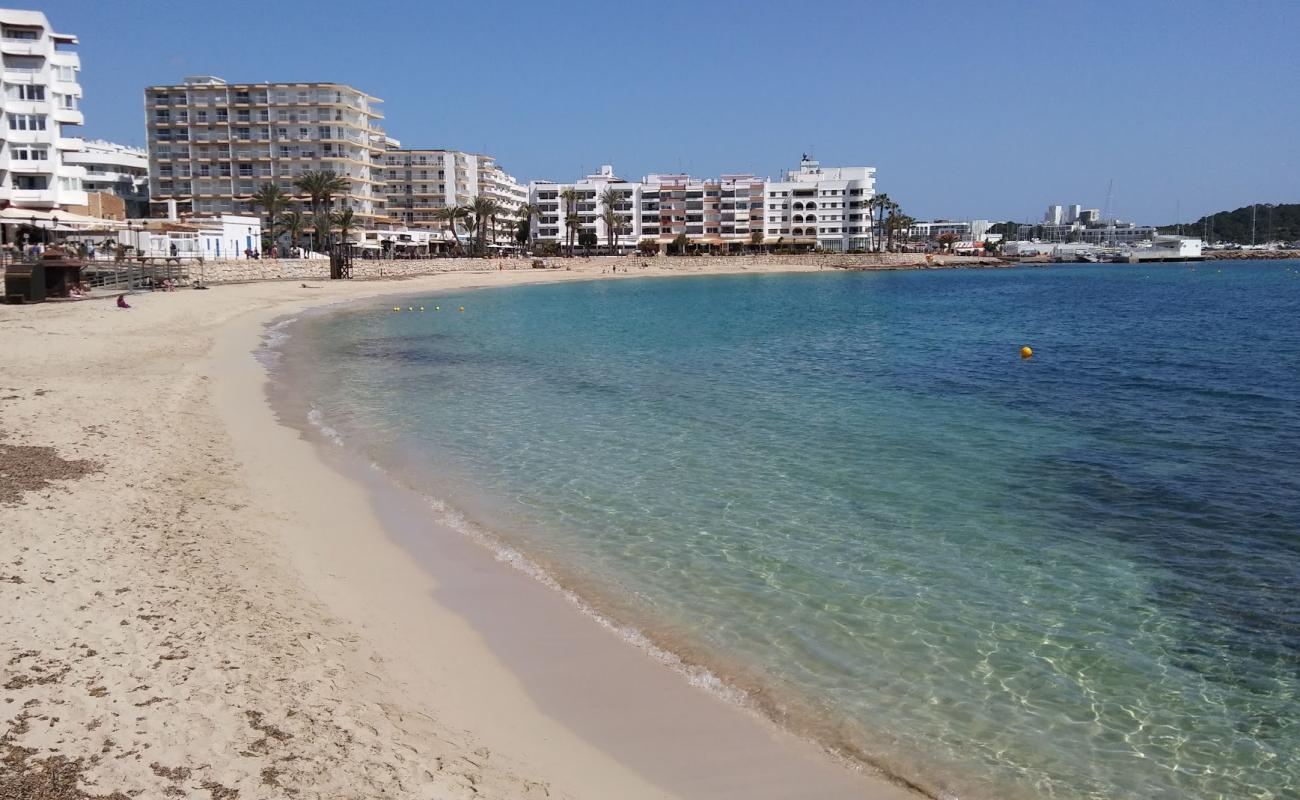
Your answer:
1,261 -> 920,799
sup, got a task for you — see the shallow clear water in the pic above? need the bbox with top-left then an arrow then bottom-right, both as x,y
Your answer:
282,263 -> 1300,799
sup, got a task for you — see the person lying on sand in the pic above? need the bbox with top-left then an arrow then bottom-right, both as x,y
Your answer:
300,283 -> 320,289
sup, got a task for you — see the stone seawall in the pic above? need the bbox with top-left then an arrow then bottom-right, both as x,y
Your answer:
195,253 -> 1005,284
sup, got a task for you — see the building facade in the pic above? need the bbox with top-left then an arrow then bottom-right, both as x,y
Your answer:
528,159 -> 845,252
64,139 -> 148,216
908,219 -> 994,242
1016,220 -> 1156,244
0,8 -> 86,211
143,76 -> 385,222
380,146 -> 525,246
761,157 -> 876,251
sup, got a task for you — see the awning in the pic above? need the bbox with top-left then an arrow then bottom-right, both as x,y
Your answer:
0,208 -> 55,222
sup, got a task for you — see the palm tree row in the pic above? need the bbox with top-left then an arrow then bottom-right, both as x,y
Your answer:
249,170 -> 351,254
598,187 -> 626,253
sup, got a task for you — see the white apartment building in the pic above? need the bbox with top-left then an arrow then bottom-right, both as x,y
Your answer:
762,157 -> 876,252
529,165 -> 767,251
0,8 -> 86,211
64,139 -> 148,216
144,76 -> 386,222
380,146 -> 525,246
909,219 -> 994,242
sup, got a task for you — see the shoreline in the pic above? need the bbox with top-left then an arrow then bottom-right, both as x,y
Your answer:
2,262 -> 918,798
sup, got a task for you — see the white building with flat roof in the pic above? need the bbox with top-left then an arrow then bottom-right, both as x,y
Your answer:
144,76 -> 386,223
762,156 -> 876,251
380,146 -> 526,247
64,139 -> 148,216
0,8 -> 86,211
909,219 -> 994,242
529,156 -> 871,252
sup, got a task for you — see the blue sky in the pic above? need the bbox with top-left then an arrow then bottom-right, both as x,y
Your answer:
40,0 -> 1300,223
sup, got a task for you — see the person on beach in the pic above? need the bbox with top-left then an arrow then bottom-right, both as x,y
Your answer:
116,294 -> 131,309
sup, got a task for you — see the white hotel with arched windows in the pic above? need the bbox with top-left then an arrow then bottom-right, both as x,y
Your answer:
528,156 -> 876,252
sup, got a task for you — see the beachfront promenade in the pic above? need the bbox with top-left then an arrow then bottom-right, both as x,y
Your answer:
81,252 -> 1006,285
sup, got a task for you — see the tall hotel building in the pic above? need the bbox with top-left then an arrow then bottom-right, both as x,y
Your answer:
529,157 -> 874,252
380,147 -> 526,243
0,8 -> 86,211
143,76 -> 386,221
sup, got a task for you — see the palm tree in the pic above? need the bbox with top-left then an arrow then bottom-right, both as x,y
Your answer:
869,194 -> 896,253
936,232 -> 959,253
516,202 -> 541,251
599,188 -> 626,253
331,208 -> 355,251
279,210 -> 306,253
886,212 -> 914,252
470,196 -> 499,256
250,183 -> 290,255
434,204 -> 470,255
311,212 -> 332,253
559,187 -> 579,257
294,170 -> 350,250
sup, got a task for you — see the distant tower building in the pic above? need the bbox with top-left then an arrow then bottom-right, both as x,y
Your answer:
1045,204 -> 1063,224
1078,208 -> 1101,224
1066,204 -> 1082,224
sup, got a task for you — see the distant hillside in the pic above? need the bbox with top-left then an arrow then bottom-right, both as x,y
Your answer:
1158,203 -> 1300,244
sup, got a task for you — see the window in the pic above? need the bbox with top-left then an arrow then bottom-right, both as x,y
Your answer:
7,114 -> 46,130
54,65 -> 76,82
7,84 -> 44,100
199,164 -> 211,177
318,125 -> 331,139
10,146 -> 47,160
219,164 -> 231,177
237,110 -> 251,122
12,175 -> 49,190
298,127 -> 309,139
196,110 -> 208,123
238,164 -> 253,177
216,109 -> 228,122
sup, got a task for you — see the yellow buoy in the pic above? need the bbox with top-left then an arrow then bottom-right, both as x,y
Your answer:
458,306 -> 465,312
1020,346 -> 1033,359
435,306 -> 440,311
393,307 -> 400,312
408,307 -> 414,312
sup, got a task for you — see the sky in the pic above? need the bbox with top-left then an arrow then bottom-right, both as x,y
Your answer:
37,0 -> 1300,223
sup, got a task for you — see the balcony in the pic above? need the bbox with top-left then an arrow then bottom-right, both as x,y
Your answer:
0,39 -> 40,56
52,107 -> 83,125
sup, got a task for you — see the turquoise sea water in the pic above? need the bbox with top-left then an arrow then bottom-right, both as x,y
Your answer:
280,263 -> 1300,799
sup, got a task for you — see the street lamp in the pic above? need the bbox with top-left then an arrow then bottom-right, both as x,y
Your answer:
50,215 -> 58,248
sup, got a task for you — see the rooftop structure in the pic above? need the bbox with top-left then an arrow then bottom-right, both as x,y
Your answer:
0,8 -> 86,211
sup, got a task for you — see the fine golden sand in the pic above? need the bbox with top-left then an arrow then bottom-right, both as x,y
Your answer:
1,262 -> 919,799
